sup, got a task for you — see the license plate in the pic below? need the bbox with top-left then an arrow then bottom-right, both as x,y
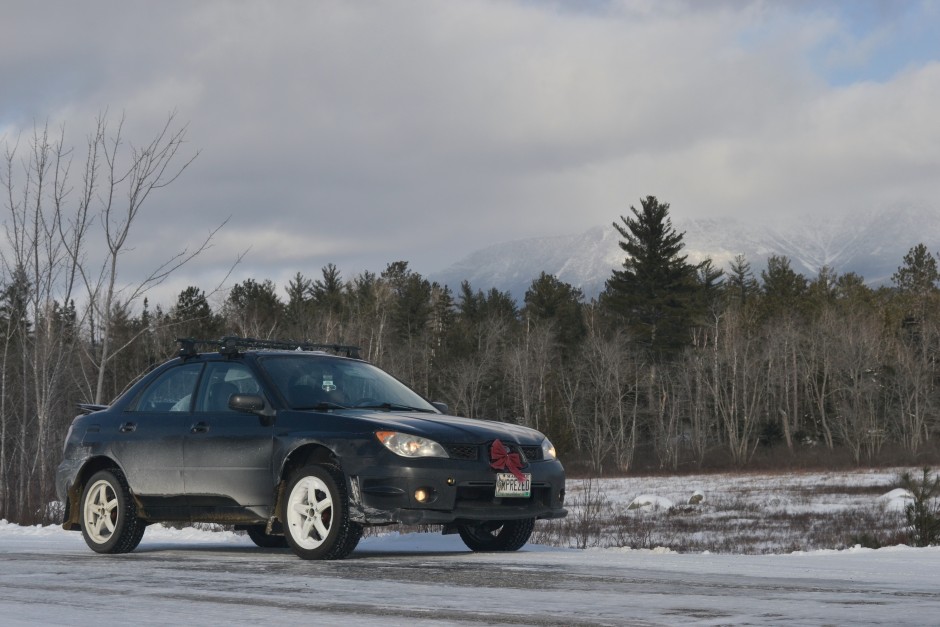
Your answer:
495,473 -> 531,498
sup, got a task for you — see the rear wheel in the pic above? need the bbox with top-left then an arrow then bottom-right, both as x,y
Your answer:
282,464 -> 357,560
245,525 -> 288,548
457,518 -> 535,552
80,469 -> 145,554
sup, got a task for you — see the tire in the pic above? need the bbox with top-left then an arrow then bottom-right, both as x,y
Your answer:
80,469 -> 145,554
337,520 -> 364,556
245,525 -> 288,548
457,518 -> 535,552
282,464 -> 357,560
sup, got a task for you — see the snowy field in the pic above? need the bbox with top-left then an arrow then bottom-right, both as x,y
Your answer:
3,469 -> 940,626
540,468 -> 925,553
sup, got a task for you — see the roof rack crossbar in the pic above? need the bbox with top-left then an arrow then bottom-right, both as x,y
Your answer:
177,336 -> 362,359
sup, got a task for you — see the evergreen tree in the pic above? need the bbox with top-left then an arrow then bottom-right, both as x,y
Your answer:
285,272 -> 313,310
380,261 -> 432,340
760,255 -> 808,318
457,281 -> 517,327
725,254 -> 759,308
892,243 -> 940,325
225,278 -> 283,336
600,195 -> 699,354
284,272 -> 315,336
312,263 -> 345,315
893,244 -> 940,295
695,258 -> 725,314
523,272 -> 586,355
429,283 -> 455,346
807,266 -> 839,310
171,286 -> 221,339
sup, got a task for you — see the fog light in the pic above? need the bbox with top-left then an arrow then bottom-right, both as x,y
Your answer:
415,488 -> 431,503
446,477 -> 456,486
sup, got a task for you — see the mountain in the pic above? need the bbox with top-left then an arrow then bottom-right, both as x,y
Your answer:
430,205 -> 940,303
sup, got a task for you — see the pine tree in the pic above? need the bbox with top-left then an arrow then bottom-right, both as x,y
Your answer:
226,278 -> 283,336
171,286 -> 220,339
380,261 -> 432,340
760,255 -> 808,318
892,243 -> 940,326
725,254 -> 759,308
523,272 -> 586,354
284,272 -> 315,338
600,195 -> 699,354
312,263 -> 345,315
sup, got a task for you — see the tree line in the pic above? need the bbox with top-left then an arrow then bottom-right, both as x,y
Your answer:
2,119 -> 939,525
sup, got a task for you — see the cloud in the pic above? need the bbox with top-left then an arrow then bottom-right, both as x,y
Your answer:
2,0 -> 938,307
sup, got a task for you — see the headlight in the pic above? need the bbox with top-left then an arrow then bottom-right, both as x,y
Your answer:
376,431 -> 449,458
541,438 -> 557,460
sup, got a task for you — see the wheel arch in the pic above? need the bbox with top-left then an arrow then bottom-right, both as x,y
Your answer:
272,443 -> 343,527
62,456 -> 125,530
277,442 -> 342,481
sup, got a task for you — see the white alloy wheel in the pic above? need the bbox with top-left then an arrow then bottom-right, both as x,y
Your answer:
79,468 -> 145,554
286,475 -> 335,550
84,478 -> 119,545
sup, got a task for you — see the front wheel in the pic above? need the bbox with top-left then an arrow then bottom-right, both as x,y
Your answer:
80,469 -> 145,554
457,518 -> 535,552
282,464 -> 358,560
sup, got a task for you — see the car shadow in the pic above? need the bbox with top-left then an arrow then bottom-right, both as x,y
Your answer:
131,543 -> 474,559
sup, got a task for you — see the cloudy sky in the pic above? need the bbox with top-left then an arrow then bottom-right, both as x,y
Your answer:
2,0 -> 939,306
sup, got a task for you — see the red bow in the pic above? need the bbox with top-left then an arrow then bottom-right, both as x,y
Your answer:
490,439 -> 526,483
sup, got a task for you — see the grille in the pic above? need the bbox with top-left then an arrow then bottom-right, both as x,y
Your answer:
444,443 -> 544,462
520,445 -> 543,461
445,444 -> 479,460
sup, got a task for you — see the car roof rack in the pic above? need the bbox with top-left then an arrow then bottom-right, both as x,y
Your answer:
177,336 -> 362,360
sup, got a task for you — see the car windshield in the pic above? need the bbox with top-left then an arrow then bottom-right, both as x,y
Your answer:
259,354 -> 437,412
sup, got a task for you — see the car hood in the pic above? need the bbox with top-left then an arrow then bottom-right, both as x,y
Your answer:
348,411 -> 545,444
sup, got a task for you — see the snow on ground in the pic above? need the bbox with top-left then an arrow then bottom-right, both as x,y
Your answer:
545,468 -> 933,553
2,520 -> 940,626
3,469 -> 940,625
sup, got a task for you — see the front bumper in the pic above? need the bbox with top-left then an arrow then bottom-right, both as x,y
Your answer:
346,455 -> 567,525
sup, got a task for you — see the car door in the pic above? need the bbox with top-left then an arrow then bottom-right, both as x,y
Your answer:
110,362 -> 203,517
182,361 -> 275,514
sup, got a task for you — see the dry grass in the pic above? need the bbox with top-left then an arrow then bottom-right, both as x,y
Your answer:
529,471 -> 919,554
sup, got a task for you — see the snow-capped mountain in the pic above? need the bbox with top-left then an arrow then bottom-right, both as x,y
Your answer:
430,205 -> 940,303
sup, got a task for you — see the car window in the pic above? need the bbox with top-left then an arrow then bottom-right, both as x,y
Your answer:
195,362 -> 263,413
130,363 -> 204,413
259,354 -> 436,411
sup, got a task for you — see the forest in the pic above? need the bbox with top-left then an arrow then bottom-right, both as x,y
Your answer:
2,120 -> 939,525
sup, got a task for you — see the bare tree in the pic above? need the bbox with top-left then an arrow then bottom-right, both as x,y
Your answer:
709,307 -> 765,466
1,123 -> 83,520
62,112 -> 223,404
505,319 -> 555,431
764,314 -> 802,450
891,322 -> 939,456
562,322 -> 639,474
829,310 -> 888,464
440,317 -> 507,418
803,308 -> 838,449
0,113 -> 228,522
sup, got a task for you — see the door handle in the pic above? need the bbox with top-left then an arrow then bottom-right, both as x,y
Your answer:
191,422 -> 210,434
119,422 -> 136,433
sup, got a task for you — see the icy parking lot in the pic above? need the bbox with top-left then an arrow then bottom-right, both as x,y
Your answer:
2,521 -> 939,626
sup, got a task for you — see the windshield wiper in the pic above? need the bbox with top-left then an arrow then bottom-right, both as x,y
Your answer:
295,401 -> 349,411
356,402 -> 435,413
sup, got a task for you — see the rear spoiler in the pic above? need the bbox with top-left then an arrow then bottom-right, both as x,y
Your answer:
77,403 -> 109,415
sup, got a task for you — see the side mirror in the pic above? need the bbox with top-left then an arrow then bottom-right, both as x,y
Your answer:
431,401 -> 449,414
230,394 -> 276,426
229,394 -> 265,413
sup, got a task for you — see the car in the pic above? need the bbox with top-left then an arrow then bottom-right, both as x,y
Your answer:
56,336 -> 567,559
